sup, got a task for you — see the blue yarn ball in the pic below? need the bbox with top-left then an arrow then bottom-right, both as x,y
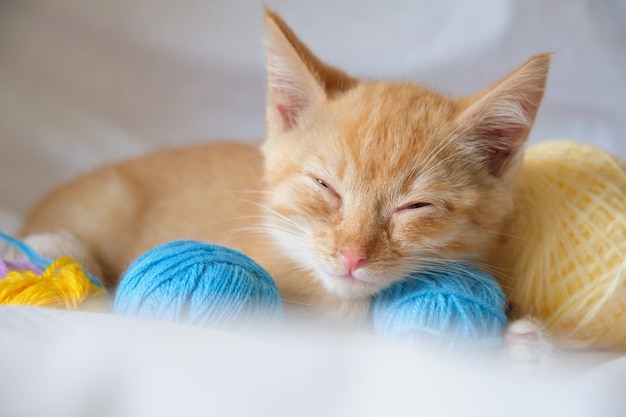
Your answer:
372,262 -> 507,349
114,241 -> 283,330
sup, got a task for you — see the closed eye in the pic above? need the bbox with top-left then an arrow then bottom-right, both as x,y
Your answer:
401,202 -> 431,210
314,177 -> 340,198
316,178 -> 331,189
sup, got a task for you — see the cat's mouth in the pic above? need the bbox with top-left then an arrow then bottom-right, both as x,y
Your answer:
321,271 -> 382,298
338,273 -> 374,284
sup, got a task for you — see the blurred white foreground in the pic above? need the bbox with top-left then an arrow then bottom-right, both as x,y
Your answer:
0,306 -> 623,417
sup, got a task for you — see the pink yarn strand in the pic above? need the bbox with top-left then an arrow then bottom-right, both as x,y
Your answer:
0,259 -> 43,278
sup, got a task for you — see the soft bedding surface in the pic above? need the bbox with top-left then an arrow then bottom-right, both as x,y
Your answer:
0,306 -> 625,417
1,1 -> 625,415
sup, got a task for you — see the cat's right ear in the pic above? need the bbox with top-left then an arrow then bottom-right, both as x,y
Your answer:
456,54 -> 551,179
265,9 -> 356,132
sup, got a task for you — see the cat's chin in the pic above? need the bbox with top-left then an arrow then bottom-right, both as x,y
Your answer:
319,273 -> 384,299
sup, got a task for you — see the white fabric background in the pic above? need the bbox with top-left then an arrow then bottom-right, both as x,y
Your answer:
1,1 -> 626,415
1,0 -> 625,232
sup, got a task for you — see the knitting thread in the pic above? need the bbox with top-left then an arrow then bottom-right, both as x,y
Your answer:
373,262 -> 507,350
0,231 -> 108,310
114,240 -> 283,330
492,141 -> 626,348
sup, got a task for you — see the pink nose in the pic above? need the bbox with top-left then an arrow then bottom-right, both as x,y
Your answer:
338,250 -> 368,274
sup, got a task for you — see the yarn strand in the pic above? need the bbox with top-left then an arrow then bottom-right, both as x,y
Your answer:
0,232 -> 110,310
0,231 -> 106,290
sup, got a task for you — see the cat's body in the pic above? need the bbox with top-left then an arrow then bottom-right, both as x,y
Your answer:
19,10 -> 552,352
22,142 -> 360,319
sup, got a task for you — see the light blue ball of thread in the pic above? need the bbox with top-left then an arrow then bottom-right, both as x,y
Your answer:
114,240 -> 283,330
372,262 -> 507,350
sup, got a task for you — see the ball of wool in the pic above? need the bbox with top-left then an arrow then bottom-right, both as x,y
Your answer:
114,240 -> 283,330
0,231 -> 109,311
491,141 -> 626,349
0,257 -> 107,309
372,262 -> 507,350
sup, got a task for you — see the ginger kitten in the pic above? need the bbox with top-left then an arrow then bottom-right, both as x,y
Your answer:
18,10 -> 550,356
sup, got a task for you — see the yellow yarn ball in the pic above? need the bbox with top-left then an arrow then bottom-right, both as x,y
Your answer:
0,256 -> 109,311
494,140 -> 626,349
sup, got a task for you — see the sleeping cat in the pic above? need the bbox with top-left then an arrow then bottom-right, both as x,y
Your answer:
17,10 -> 551,361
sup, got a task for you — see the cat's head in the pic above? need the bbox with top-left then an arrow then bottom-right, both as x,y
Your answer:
261,10 -> 550,299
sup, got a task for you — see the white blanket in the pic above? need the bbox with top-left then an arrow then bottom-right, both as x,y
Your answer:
0,306 -> 624,417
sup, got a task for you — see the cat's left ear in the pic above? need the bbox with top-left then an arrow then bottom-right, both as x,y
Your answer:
457,54 -> 551,178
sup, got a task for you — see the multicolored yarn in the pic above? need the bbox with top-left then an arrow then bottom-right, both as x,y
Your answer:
0,231 -> 109,310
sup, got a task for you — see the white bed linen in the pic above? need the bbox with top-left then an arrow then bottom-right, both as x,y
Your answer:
0,306 -> 624,417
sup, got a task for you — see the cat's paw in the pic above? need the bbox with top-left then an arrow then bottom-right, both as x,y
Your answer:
501,318 -> 554,371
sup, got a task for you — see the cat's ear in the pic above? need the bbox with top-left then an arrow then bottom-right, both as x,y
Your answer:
264,9 -> 356,132
457,54 -> 551,178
